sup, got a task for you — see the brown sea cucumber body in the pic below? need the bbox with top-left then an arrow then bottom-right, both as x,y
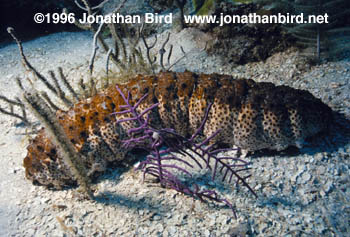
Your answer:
23,71 -> 332,188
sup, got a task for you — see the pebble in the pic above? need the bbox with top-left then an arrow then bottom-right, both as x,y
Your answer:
300,172 -> 312,184
155,223 -> 164,232
167,226 -> 177,235
324,180 -> 333,193
26,228 -> 36,236
139,227 -> 149,234
153,214 -> 161,221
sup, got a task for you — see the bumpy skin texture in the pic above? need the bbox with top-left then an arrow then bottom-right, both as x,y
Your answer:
23,71 -> 332,188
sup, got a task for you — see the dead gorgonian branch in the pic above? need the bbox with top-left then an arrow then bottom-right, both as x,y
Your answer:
5,28 -> 93,198
23,91 -> 93,199
64,0 -> 191,80
63,0 -> 129,72
0,95 -> 30,126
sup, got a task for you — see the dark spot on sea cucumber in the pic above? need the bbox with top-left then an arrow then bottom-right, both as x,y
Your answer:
104,116 -> 111,123
50,148 -> 56,155
36,145 -> 44,152
80,131 -> 88,139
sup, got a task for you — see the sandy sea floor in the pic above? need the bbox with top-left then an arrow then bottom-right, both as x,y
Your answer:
0,28 -> 350,236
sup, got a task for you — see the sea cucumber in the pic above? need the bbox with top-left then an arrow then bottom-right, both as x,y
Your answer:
23,71 -> 332,188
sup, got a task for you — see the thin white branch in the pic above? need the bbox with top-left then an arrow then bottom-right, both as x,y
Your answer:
89,22 -> 104,75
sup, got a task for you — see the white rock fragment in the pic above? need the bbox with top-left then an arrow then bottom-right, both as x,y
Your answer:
167,226 -> 177,235
139,226 -> 149,234
153,214 -> 161,221
300,172 -> 311,184
155,223 -> 164,232
323,180 -> 333,193
291,167 -> 304,183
